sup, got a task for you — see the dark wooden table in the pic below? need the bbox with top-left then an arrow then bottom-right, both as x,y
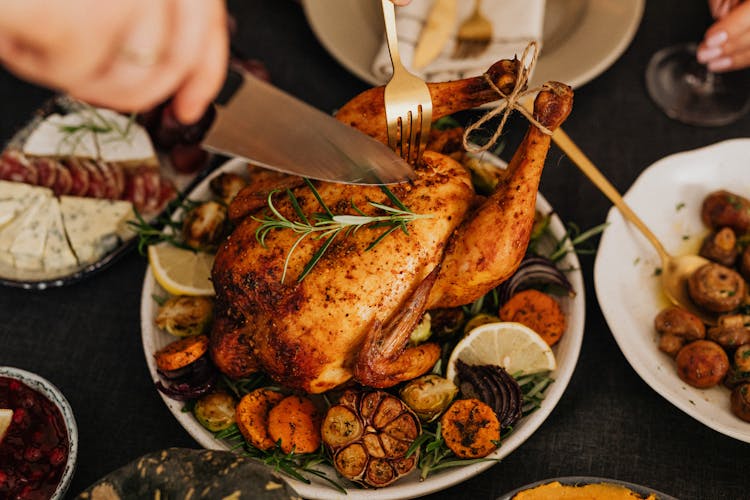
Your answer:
1,1 -> 748,499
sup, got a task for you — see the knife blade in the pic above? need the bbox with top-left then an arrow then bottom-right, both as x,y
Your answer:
412,0 -> 458,70
202,71 -> 415,185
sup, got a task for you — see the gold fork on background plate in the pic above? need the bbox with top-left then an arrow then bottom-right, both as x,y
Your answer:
453,0 -> 493,59
381,0 -> 433,165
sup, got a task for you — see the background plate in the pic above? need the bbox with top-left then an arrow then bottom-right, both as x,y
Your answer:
301,0 -> 644,90
141,157 -> 586,499
594,138 -> 750,443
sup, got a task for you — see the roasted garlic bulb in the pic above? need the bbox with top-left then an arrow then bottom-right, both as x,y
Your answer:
321,390 -> 420,487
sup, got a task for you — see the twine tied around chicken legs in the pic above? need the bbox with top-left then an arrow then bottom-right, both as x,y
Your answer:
462,40 -> 552,154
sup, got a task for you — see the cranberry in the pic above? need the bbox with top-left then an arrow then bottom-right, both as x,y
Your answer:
0,376 -> 69,499
48,447 -> 66,467
12,408 -> 26,424
18,395 -> 35,409
23,447 -> 41,463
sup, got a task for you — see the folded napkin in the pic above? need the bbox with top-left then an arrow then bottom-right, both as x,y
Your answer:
372,0 -> 546,82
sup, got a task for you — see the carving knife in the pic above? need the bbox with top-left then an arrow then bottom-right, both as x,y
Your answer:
412,0 -> 458,70
201,69 -> 415,185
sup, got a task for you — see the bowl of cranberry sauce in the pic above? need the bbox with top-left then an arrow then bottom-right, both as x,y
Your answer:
0,367 -> 78,500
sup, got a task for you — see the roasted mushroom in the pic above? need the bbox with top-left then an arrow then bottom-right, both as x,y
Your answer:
701,190 -> 750,234
155,296 -> 214,337
708,314 -> 750,349
687,262 -> 746,313
210,172 -> 248,205
735,344 -> 750,373
675,340 -> 730,388
654,306 -> 706,357
182,201 -> 228,251
699,227 -> 738,267
740,245 -> 750,282
731,384 -> 750,422
321,390 -> 420,488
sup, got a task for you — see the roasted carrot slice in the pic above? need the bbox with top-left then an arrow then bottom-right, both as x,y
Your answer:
498,289 -> 566,346
440,398 -> 500,459
153,335 -> 209,372
236,388 -> 285,451
268,395 -> 322,454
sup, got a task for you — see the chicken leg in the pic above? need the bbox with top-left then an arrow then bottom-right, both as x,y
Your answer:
427,82 -> 574,308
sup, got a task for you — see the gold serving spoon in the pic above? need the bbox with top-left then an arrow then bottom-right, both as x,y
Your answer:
552,129 -> 715,325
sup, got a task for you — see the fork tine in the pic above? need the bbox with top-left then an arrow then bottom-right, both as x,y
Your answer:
381,0 -> 433,166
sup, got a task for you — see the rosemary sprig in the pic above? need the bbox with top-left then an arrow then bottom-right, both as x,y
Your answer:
253,181 -> 433,283
216,424 -> 346,493
548,221 -> 608,262
407,422 -> 499,480
56,103 -> 138,155
126,196 -> 201,255
514,371 -> 554,415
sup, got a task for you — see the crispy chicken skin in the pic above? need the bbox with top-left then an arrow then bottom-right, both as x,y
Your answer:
210,59 -> 573,393
211,152 -> 474,392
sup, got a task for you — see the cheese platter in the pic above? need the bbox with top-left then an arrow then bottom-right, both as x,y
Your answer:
0,96 -> 215,289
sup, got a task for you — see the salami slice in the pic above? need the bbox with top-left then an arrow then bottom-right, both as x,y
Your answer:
157,178 -> 177,212
51,161 -> 73,196
33,157 -> 59,188
141,168 -> 163,214
95,161 -> 124,199
122,171 -> 147,213
80,159 -> 106,198
64,158 -> 91,196
0,150 -> 38,185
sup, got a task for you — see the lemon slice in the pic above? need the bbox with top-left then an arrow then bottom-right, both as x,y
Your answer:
446,322 -> 556,382
148,243 -> 215,296
0,408 -> 12,443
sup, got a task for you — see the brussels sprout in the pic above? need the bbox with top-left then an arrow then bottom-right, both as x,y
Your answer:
464,156 -> 508,195
194,391 -> 236,432
409,313 -> 432,345
182,201 -> 228,251
463,313 -> 500,336
429,307 -> 466,338
399,374 -> 458,422
156,296 -> 214,337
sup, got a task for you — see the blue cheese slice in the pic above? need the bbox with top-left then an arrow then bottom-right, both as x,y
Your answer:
10,197 -> 53,270
60,196 -> 135,265
0,192 -> 52,267
0,180 -> 38,200
44,197 -> 78,271
0,199 -> 22,228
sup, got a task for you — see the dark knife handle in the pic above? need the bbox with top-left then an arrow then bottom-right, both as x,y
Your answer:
215,65 -> 245,107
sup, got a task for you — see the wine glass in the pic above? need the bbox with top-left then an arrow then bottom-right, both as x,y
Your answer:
646,1 -> 750,128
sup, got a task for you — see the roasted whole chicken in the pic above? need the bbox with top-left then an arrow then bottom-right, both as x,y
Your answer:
210,58 -> 573,393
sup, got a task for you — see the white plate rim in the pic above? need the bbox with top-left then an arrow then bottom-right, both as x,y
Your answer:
594,138 -> 750,443
140,157 -> 586,499
300,0 -> 644,91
